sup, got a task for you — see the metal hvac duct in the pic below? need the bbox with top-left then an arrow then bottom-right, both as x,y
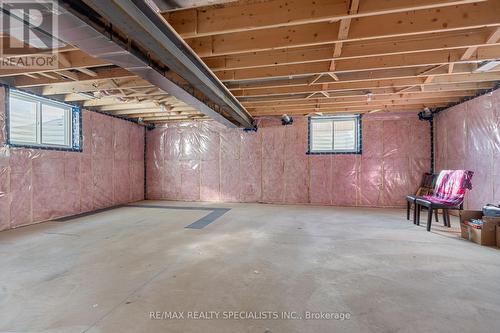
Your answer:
3,0 -> 254,128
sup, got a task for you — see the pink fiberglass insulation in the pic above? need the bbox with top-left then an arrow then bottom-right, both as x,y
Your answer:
146,111 -> 430,207
435,89 -> 500,210
0,87 -> 145,231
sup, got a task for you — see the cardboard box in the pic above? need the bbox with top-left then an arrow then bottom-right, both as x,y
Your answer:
459,210 -> 482,241
497,226 -> 500,248
460,222 -> 470,240
459,210 -> 500,246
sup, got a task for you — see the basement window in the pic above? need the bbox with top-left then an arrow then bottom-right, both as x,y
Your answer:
6,88 -> 82,151
308,115 -> 361,154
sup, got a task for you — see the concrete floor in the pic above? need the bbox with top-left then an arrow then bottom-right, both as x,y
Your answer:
1,201 -> 499,333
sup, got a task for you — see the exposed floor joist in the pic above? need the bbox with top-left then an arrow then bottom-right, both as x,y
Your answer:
231,72 -> 500,98
215,45 -> 500,81
203,28 -> 500,71
159,0 -> 500,118
163,0 -> 487,38
182,1 -> 500,57
2,0 -> 499,121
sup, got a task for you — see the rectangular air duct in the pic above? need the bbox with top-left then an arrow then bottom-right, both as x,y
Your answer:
2,0 -> 254,128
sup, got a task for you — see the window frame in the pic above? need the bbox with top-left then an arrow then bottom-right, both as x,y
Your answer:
5,87 -> 82,152
307,115 -> 362,155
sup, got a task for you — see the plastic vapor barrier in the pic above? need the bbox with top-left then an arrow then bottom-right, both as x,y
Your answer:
146,112 -> 430,207
435,88 -> 500,210
0,87 -> 145,231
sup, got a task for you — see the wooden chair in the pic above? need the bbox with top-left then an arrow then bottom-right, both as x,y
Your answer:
406,173 -> 439,224
414,170 -> 474,231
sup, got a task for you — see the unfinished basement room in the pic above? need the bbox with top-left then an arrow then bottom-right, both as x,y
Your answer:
1,0 -> 500,332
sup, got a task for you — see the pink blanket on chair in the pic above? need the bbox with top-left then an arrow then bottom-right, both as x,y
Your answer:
423,170 -> 474,206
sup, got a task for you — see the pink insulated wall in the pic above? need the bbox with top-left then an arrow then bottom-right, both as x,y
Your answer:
0,87 -> 145,231
146,112 -> 430,207
435,88 -> 500,210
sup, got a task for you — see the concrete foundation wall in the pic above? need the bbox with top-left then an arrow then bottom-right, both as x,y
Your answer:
0,86 -> 145,231
435,88 -> 500,210
146,112 -> 430,207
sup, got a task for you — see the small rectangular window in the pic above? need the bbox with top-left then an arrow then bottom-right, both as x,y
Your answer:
308,115 -> 361,154
7,89 -> 81,151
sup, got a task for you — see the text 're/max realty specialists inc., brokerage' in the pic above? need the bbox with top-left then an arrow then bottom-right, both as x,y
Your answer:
149,311 -> 352,321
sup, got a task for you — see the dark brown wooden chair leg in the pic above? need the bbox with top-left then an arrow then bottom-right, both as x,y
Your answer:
442,209 -> 447,227
435,209 -> 439,223
426,206 -> 433,231
407,200 -> 411,220
445,209 -> 451,227
415,204 -> 420,225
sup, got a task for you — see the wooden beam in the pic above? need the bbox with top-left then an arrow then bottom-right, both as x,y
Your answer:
64,89 -> 170,102
186,1 -> 500,57
424,76 -> 436,84
38,72 -> 58,80
203,28 -> 498,71
231,72 -> 500,98
448,63 -> 455,74
226,63 -> 484,91
40,77 -> 153,95
241,90 -> 477,107
237,82 -> 494,103
461,27 -> 500,60
23,73 -> 39,79
246,97 -> 463,113
57,52 -> 72,68
143,116 -> 209,124
106,108 -> 196,115
250,104 -> 452,116
332,0 -> 360,60
216,45 -> 500,81
227,64 -> 479,90
76,68 -> 98,77
112,110 -> 202,118
56,70 -> 79,81
97,102 -> 165,111
10,68 -> 135,87
0,50 -> 108,77
82,95 -> 175,107
164,0 -> 485,38
417,64 -> 448,76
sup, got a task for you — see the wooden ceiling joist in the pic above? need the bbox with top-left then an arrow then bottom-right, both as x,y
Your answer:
246,98 -> 464,114
231,72 -> 500,98
237,82 -> 495,103
38,77 -> 153,95
8,68 -> 135,88
184,1 -> 500,57
226,64 -> 482,90
216,45 -> 500,82
3,0 -> 499,122
140,115 -> 208,122
82,95 -> 176,107
241,90 -> 477,107
203,28 -> 499,71
250,104 -> 453,116
164,0 -> 486,38
0,50 -> 109,77
228,64 -> 500,92
76,68 -> 98,77
461,27 -> 500,60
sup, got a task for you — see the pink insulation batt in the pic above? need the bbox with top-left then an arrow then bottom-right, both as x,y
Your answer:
0,87 -> 145,231
435,89 -> 500,210
146,112 -> 430,207
3,82 -> 497,231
